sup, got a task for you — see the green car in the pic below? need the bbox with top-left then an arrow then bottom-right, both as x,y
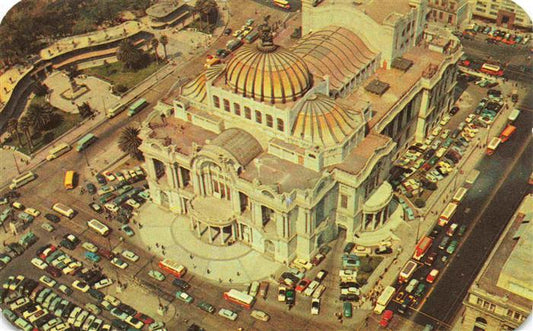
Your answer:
446,240 -> 459,254
428,156 -> 439,166
148,270 -> 165,281
197,301 -> 215,313
176,291 -> 193,303
343,302 -> 352,318
458,225 -> 467,236
414,283 -> 427,297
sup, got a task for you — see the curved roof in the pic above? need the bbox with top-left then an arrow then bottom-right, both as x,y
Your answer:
181,65 -> 225,104
225,45 -> 312,104
292,27 -> 377,91
292,94 -> 362,147
209,128 -> 263,166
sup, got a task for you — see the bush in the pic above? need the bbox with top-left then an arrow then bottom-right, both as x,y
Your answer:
414,198 -> 426,208
361,263 -> 374,273
42,132 -> 54,144
113,84 -> 128,94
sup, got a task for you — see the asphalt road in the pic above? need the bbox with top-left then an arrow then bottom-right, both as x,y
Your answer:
397,108 -> 532,329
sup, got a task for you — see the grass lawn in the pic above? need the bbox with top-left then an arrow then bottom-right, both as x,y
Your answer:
5,111 -> 82,155
82,60 -> 165,90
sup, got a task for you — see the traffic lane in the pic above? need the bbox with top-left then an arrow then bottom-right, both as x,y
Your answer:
460,35 -> 531,65
416,114 -> 532,327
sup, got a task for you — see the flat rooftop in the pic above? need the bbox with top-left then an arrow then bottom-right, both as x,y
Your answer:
146,2 -> 185,18
357,0 -> 413,25
476,194 -> 533,308
344,45 -> 446,129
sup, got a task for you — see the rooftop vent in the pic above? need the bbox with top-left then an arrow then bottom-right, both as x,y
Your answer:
392,57 -> 414,72
365,79 -> 390,96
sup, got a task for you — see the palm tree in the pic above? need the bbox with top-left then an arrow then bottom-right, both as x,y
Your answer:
18,116 -> 33,152
7,118 -> 22,147
118,126 -> 143,160
117,39 -> 143,70
151,38 -> 160,64
159,35 -> 168,60
27,104 -> 52,131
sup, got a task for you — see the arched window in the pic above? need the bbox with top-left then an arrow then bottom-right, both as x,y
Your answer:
234,103 -> 241,116
213,95 -> 220,108
223,99 -> 230,112
255,110 -> 262,124
266,114 -> 273,128
474,317 -> 487,331
277,119 -> 284,132
244,106 -> 251,119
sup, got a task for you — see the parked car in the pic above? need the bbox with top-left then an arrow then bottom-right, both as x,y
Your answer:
379,310 -> 394,327
250,309 -> 270,322
218,308 -> 237,321
426,269 -> 440,283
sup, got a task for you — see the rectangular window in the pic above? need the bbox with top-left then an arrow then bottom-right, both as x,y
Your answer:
507,310 -> 514,317
340,194 -> 348,209
234,103 -> 241,115
489,303 -> 495,312
223,99 -> 230,112
477,298 -> 483,306
266,114 -> 273,127
244,107 -> 251,119
277,119 -> 284,132
255,110 -> 262,124
213,96 -> 220,108
514,312 -> 521,320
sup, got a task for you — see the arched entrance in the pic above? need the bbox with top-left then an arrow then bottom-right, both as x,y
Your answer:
264,240 -> 275,258
160,191 -> 169,208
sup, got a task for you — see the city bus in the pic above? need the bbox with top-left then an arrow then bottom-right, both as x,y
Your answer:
508,109 -> 520,123
87,219 -> 110,236
374,286 -> 396,314
158,259 -> 187,278
438,202 -> 458,226
127,98 -> 148,117
106,103 -> 126,119
76,133 -> 97,152
480,63 -> 504,76
9,171 -> 37,190
486,137 -> 501,155
223,289 -> 256,309
465,169 -> 480,187
499,125 -> 516,143
398,260 -> 418,283
46,143 -> 71,161
452,187 -> 468,203
413,236 -> 433,261
64,171 -> 76,190
52,203 -> 75,219
273,0 -> 291,10
244,31 -> 259,44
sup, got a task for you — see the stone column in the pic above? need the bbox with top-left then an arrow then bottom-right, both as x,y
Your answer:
208,226 -> 213,243
196,220 -> 201,237
220,226 -> 225,245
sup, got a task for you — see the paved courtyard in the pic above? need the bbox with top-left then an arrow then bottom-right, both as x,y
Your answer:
137,203 -> 283,285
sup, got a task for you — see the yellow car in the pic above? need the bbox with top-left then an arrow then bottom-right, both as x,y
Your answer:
437,161 -> 453,173
232,29 -> 242,37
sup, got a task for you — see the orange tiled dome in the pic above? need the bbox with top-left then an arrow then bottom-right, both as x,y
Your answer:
225,45 -> 312,104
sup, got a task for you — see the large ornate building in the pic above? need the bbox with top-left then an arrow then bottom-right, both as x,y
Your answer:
139,0 -> 462,263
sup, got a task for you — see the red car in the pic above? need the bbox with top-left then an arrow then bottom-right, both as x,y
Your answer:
295,278 -> 311,293
426,269 -> 439,284
379,310 -> 394,327
45,266 -> 62,278
134,312 -> 154,325
98,248 -> 115,260
311,253 -> 325,266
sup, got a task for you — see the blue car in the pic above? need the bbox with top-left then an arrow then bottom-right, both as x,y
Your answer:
120,225 -> 135,237
85,252 -> 101,263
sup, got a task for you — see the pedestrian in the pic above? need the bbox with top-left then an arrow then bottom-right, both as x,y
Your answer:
229,278 -> 232,283
161,245 -> 165,250
218,278 -> 222,283
206,269 -> 211,274
236,272 -> 240,276
155,243 -> 159,248
190,254 -> 193,259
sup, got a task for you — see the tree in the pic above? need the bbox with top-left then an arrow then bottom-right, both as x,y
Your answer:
65,65 -> 80,92
27,103 -> 54,131
7,118 -> 22,147
118,126 -> 143,160
116,39 -> 145,70
77,102 -> 94,118
159,35 -> 168,60
18,116 -> 33,152
151,38 -> 160,64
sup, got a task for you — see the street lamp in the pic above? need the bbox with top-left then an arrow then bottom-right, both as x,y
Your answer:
415,215 -> 422,245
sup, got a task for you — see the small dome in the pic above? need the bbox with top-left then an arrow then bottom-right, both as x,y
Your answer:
225,45 -> 312,104
292,94 -> 362,147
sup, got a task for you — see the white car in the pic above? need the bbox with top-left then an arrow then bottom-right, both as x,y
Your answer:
431,126 -> 442,137
24,207 -> 41,217
121,250 -> 139,262
31,258 -> 48,270
218,308 -> 238,321
103,171 -> 116,182
111,257 -> 128,269
72,280 -> 90,292
39,275 -> 57,288
125,199 -> 140,209
125,315 -> 144,329
440,129 -> 451,139
41,223 -> 55,232
104,203 -> 119,213
312,284 -> 326,299
250,310 -> 270,322
93,278 -> 113,290
311,298 -> 320,315
82,242 -> 98,253
439,115 -> 451,126
303,280 -> 319,296
103,295 -> 121,307
465,114 -> 476,123
278,286 -> 286,302
291,258 -> 313,271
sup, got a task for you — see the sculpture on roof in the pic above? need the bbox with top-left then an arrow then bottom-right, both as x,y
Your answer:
258,15 -> 276,52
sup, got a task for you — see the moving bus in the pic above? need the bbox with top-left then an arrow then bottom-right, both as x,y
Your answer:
223,289 -> 255,309
64,171 -> 76,190
499,125 -> 516,143
413,236 -> 433,261
127,98 -> 148,117
438,202 -> 458,226
508,109 -> 520,123
87,219 -> 110,236
465,169 -> 480,187
244,31 -> 259,43
374,286 -> 396,314
106,103 -> 126,119
273,0 -> 291,9
486,137 -> 501,155
46,143 -> 71,161
480,63 -> 504,76
52,203 -> 75,218
452,187 -> 468,203
9,171 -> 37,190
158,259 -> 187,278
76,133 -> 97,152
398,260 -> 418,283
